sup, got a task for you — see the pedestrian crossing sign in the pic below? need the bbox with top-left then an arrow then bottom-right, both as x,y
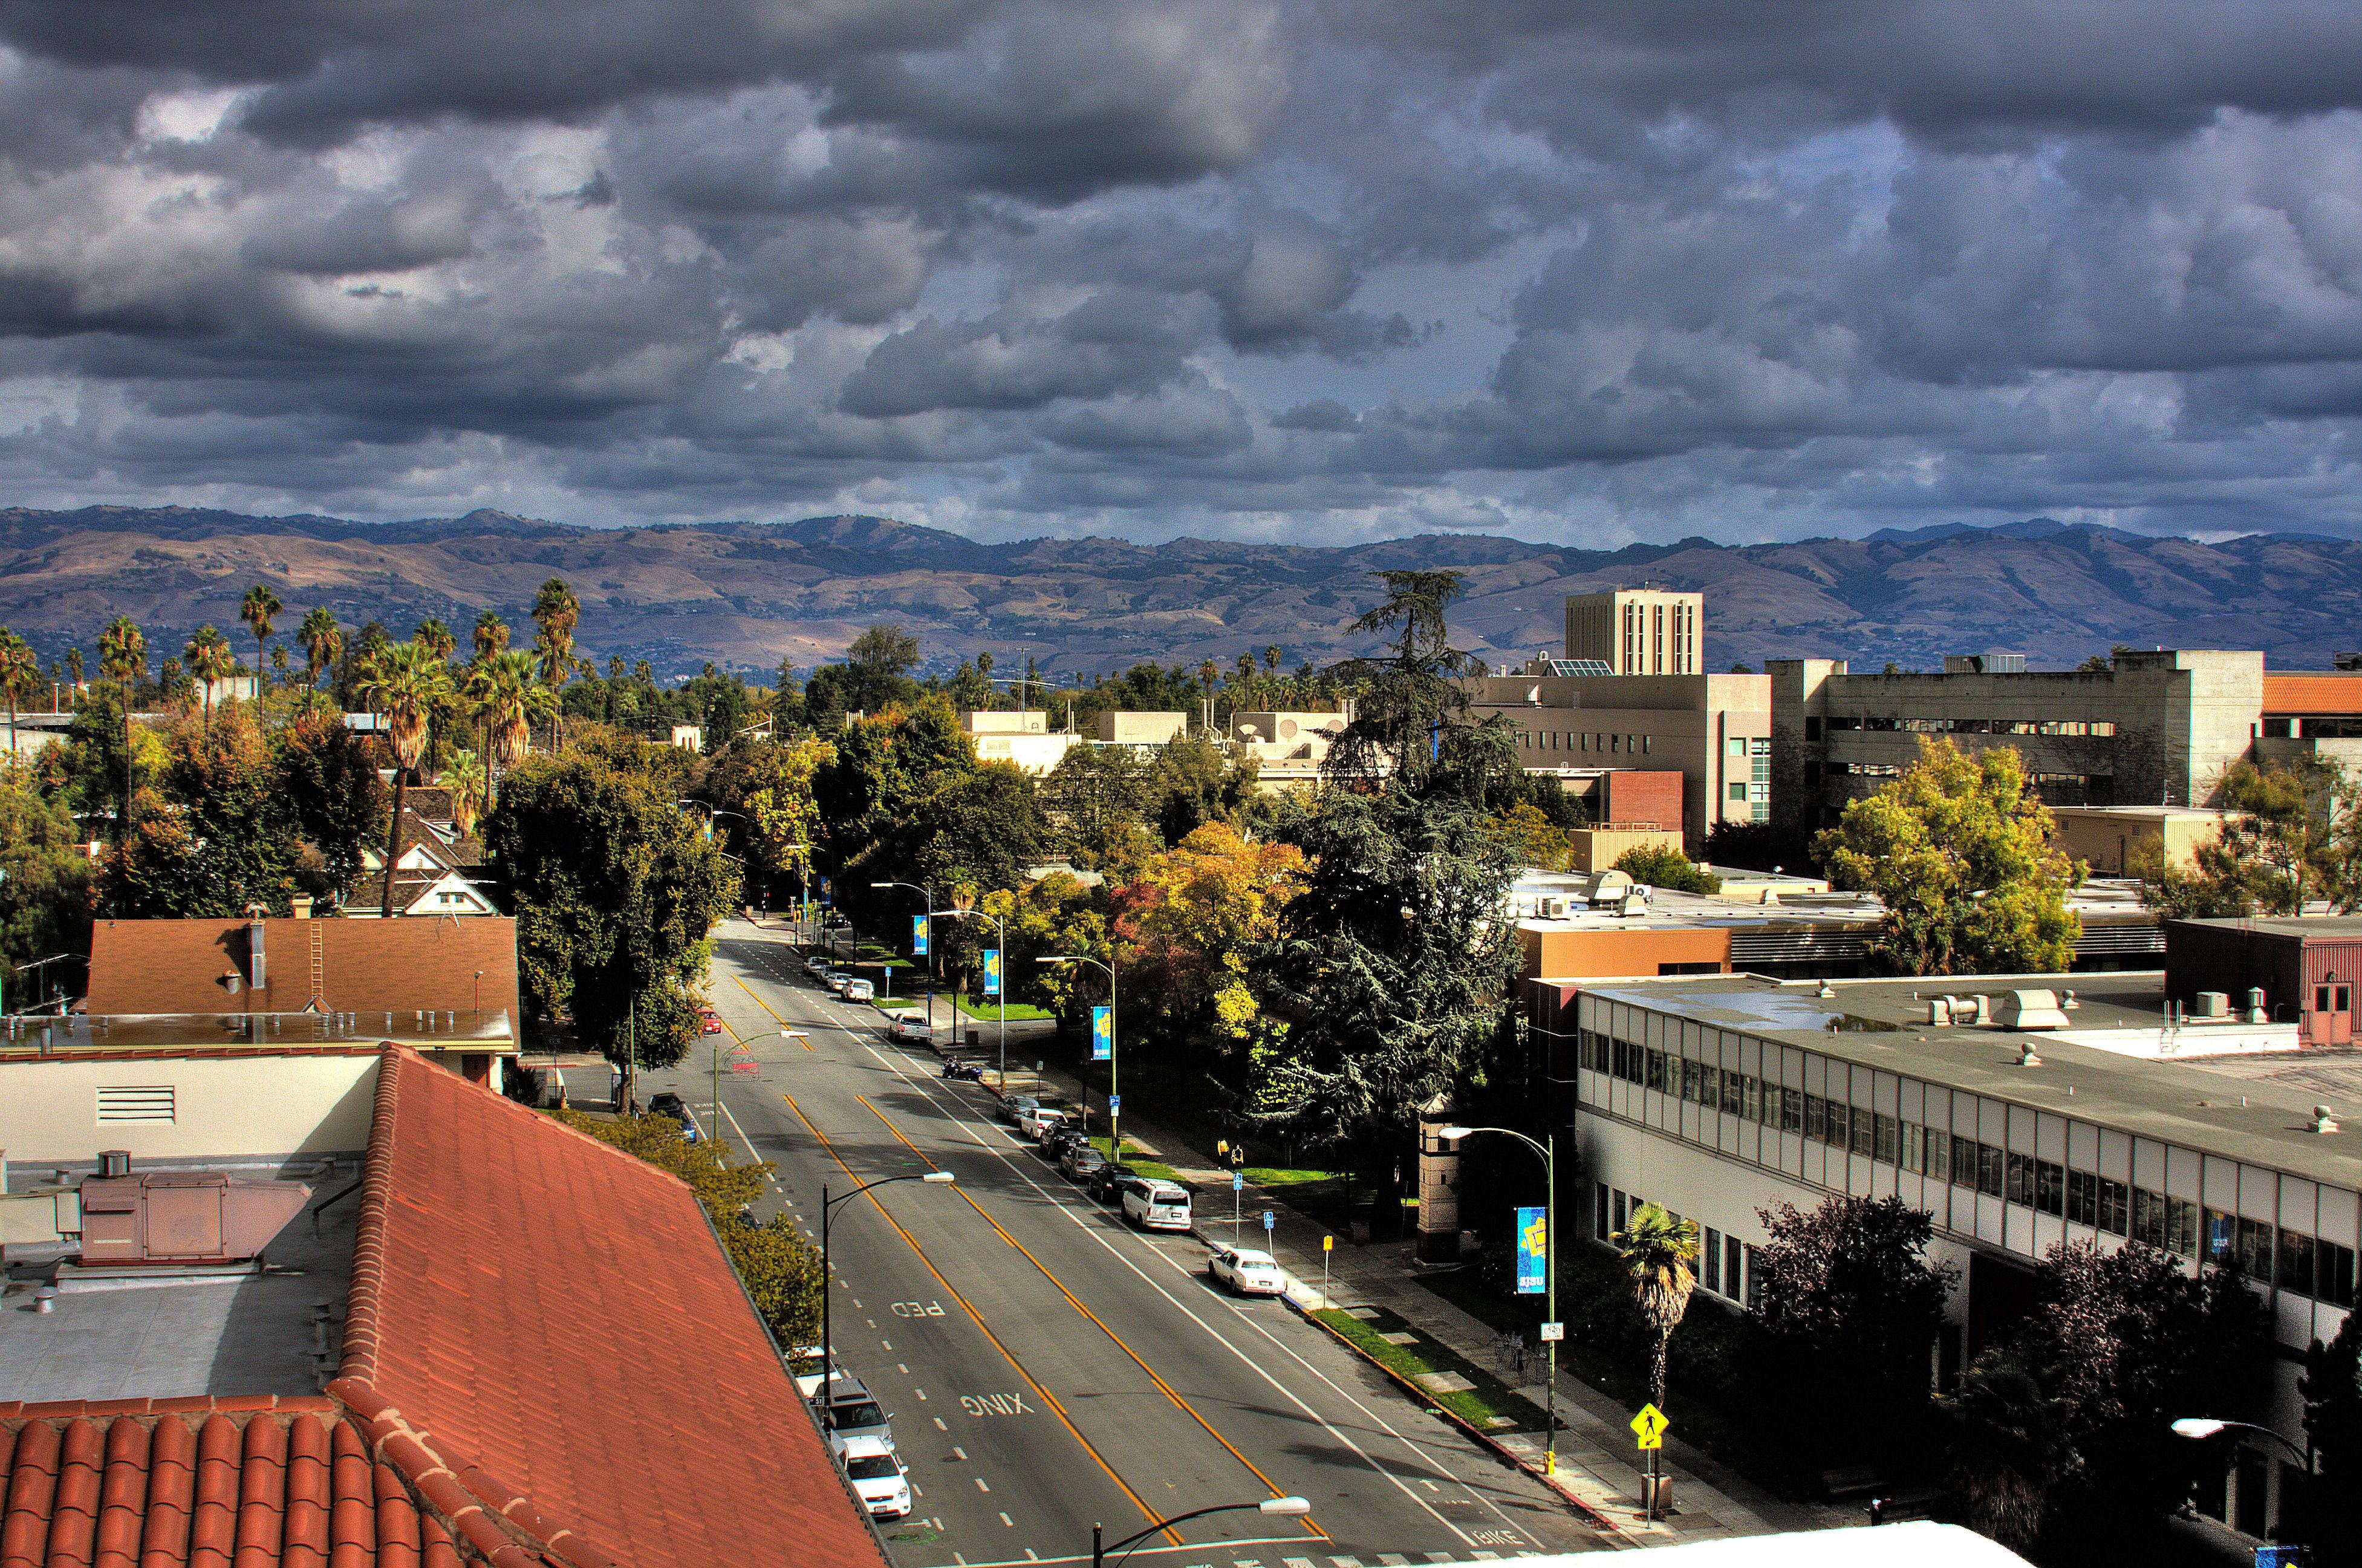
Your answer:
1631,1404 -> 1669,1450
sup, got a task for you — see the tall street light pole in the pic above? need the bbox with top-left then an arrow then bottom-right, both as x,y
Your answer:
941,897 -> 1007,1088
1092,1497 -> 1310,1568
821,1171 -> 955,1407
1441,1124 -> 1560,1475
872,880 -> 935,1029
1039,954 -> 1118,1159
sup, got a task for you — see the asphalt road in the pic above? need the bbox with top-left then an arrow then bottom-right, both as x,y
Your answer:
647,920 -> 1607,1568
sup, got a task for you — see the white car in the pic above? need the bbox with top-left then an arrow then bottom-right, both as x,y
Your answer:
787,1344 -> 838,1399
805,955 -> 832,977
1207,1246 -> 1286,1296
844,978 -> 875,1003
835,1436 -> 912,1519
1017,1105 -> 1069,1140
1121,1179 -> 1193,1232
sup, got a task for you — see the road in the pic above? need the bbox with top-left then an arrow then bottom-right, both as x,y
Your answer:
648,920 -> 1608,1568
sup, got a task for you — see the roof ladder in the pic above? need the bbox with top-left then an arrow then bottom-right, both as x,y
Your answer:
308,920 -> 325,1011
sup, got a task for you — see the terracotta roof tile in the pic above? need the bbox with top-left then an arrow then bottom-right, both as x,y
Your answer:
83,919 -> 519,1025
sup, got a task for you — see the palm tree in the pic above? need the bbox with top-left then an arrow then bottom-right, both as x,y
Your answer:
239,585 -> 282,692
414,618 -> 456,663
1941,1353 -> 2066,1553
443,749 -> 488,838
297,607 -> 342,691
530,578 -> 579,749
0,628 -> 34,756
183,625 -> 238,730
97,616 -> 146,842
472,608 -> 510,661
357,642 -> 453,917
464,648 -> 551,778
1614,1202 -> 1699,1413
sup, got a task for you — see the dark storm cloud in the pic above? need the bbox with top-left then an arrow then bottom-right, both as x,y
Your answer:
0,0 -> 2359,541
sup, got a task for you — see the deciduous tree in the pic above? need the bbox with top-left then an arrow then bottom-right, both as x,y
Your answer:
1753,1194 -> 1956,1440
1129,824 -> 1303,1045
2303,1310 -> 2362,1566
1815,738 -> 2080,975
1613,842 -> 1722,894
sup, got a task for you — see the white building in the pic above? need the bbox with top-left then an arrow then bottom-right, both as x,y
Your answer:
961,709 -> 1084,774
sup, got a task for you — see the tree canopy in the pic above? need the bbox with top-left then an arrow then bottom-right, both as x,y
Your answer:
1815,738 -> 2080,975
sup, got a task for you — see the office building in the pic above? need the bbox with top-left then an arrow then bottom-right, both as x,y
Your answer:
1565,588 -> 1705,676
960,708 -> 1084,773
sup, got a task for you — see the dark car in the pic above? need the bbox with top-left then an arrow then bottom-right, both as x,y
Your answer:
1060,1144 -> 1108,1182
646,1091 -> 699,1142
1087,1163 -> 1139,1202
1041,1124 -> 1088,1159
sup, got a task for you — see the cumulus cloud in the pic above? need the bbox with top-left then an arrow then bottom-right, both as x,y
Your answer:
0,0 -> 2357,542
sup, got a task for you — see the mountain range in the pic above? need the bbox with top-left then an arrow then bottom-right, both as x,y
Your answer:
2,506 -> 2357,681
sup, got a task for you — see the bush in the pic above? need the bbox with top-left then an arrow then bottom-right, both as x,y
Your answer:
1613,844 -> 1723,894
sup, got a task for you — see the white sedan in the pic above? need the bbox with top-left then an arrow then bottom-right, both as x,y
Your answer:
1206,1246 -> 1287,1297
836,1435 -> 913,1519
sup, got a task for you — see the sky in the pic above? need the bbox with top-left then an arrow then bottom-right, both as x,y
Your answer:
1,1 -> 2361,548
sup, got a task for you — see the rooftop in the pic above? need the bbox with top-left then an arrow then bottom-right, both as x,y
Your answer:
0,1013 -> 513,1058
0,1159 -> 356,1406
81,916 -> 521,1024
2172,916 -> 2362,939
1576,972 -> 2362,1188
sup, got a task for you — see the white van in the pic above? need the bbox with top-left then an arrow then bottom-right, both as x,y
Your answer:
1122,1179 -> 1192,1232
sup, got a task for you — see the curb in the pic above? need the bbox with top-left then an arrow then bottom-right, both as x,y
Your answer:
1283,1294 -> 1624,1535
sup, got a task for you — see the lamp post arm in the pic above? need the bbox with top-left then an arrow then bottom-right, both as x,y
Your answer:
1098,1503 -> 1266,1567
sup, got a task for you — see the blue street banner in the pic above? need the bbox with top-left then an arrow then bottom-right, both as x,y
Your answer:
1515,1205 -> 1547,1295
913,915 -> 929,956
818,876 -> 832,904
983,949 -> 1002,997
1091,1006 -> 1113,1061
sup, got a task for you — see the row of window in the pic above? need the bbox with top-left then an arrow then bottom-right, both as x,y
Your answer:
1822,717 -> 2119,737
1583,1029 -> 2361,1306
1598,1183 -> 1758,1307
1524,730 -> 1651,755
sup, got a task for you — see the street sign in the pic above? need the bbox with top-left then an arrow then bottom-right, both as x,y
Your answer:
1232,1171 -> 1245,1192
983,949 -> 1001,997
1514,1205 -> 1547,1295
1540,1321 -> 1564,1342
1090,1006 -> 1112,1061
1631,1404 -> 1669,1450
729,1059 -> 758,1074
1108,1094 -> 1121,1113
1323,1235 -> 1334,1252
1261,1210 -> 1275,1233
912,915 -> 929,956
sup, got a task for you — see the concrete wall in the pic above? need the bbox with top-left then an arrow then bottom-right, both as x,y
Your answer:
0,1053 -> 380,1168
2051,808 -> 2225,875
1521,923 -> 1730,980
1567,825 -> 1680,873
1098,711 -> 1188,744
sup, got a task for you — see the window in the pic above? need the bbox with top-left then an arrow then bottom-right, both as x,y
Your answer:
1728,781 -> 1749,802
2133,1188 -> 2167,1249
1872,1114 -> 1898,1166
2035,1160 -> 2064,1217
1781,1087 -> 1803,1134
1645,1050 -> 1666,1091
1682,1059 -> 1702,1102
1805,1095 -> 1827,1143
1927,1130 -> 1951,1183
1703,1227 -> 1723,1293
2169,1198 -> 2201,1260
2068,1169 -> 2098,1227
1953,1134 -> 1979,1189
1725,1235 -> 1744,1304
1612,1189 -> 1629,1237
1595,1182 -> 1610,1241
1722,1073 -> 1743,1116
1979,1144 -> 2005,1199
2279,1230 -> 2317,1297
1745,1246 -> 1763,1310
2234,1216 -> 2273,1278
1727,737 -> 1746,756
2321,1241 -> 2358,1309
96,1085 -> 175,1122
2097,1179 -> 2130,1237
1901,1122 -> 1924,1174
1741,1076 -> 1760,1121
2006,1153 -> 2033,1208
1701,1065 -> 1722,1108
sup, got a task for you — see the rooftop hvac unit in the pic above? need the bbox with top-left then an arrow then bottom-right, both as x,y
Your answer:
1995,990 -> 2071,1030
74,1169 -> 312,1267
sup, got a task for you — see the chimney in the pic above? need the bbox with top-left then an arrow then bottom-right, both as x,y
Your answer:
291,894 -> 313,920
247,920 -> 267,992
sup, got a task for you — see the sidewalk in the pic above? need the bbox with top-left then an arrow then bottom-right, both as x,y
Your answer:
890,994 -> 1850,1547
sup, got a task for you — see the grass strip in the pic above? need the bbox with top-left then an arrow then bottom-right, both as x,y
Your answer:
950,993 -> 1055,1021
1087,1136 -> 1180,1183
1310,1304 -> 1549,1434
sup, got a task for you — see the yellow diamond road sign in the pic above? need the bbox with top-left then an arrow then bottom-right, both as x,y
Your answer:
1631,1404 -> 1669,1449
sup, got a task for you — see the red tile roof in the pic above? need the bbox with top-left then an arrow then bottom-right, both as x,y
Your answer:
3,1049 -> 885,1568
82,920 -> 519,1026
2263,672 -> 2362,715
327,1048 -> 887,1568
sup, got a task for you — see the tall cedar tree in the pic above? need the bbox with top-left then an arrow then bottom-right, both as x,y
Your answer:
1815,737 -> 2080,975
484,743 -> 737,1069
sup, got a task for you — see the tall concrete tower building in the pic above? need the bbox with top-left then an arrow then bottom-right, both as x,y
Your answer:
1565,588 -> 1703,676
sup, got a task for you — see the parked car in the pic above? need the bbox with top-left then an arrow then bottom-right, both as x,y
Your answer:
1061,1144 -> 1108,1182
1207,1246 -> 1287,1296
805,955 -> 832,977
1041,1124 -> 1088,1158
1001,1095 -> 1039,1126
889,1014 -> 933,1044
817,1376 -> 894,1450
1017,1104 -> 1070,1140
1087,1162 -> 1139,1203
786,1344 -> 838,1399
1122,1179 -> 1193,1232
834,1436 -> 912,1520
844,978 -> 875,1003
826,971 -> 854,994
646,1091 -> 698,1142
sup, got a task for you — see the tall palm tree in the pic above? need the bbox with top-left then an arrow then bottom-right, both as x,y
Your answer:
1614,1202 -> 1699,1413
1941,1353 -> 2066,1553
97,616 -> 146,842
443,749 -> 488,838
530,578 -> 579,749
239,584 -> 282,693
464,648 -> 550,778
472,608 -> 510,662
183,625 -> 238,730
297,607 -> 342,690
414,617 -> 456,663
0,628 -> 34,756
357,642 -> 453,917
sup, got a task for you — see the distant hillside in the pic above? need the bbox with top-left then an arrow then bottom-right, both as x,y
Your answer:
2,506 -> 2355,680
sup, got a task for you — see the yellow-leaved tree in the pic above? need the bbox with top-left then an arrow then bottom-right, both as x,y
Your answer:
1129,823 -> 1306,1043
1815,738 -> 2080,976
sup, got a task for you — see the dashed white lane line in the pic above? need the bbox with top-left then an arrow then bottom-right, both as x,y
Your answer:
998,1512 -> 1014,1528
975,1477 -> 992,1492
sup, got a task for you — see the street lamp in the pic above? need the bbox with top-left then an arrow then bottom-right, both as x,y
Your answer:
820,1171 -> 955,1414
2172,1417 -> 2313,1557
1441,1124 -> 1561,1476
1092,1497 -> 1310,1568
939,894 -> 1007,1089
872,880 -> 936,1022
1039,954 -> 1119,1159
